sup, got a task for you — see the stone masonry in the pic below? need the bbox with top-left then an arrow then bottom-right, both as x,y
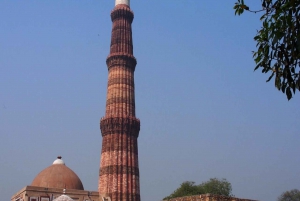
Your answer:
164,194 -> 257,201
99,3 -> 140,201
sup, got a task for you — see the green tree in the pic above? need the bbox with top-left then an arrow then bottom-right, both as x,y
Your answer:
234,0 -> 300,100
163,181 -> 202,200
278,189 -> 300,201
199,178 -> 233,197
163,178 -> 233,200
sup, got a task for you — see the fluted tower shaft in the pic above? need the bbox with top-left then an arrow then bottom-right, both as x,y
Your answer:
99,3 -> 140,201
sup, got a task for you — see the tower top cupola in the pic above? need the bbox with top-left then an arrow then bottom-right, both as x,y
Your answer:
115,0 -> 130,6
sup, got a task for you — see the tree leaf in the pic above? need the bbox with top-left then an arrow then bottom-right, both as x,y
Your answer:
286,87 -> 292,100
266,72 -> 275,82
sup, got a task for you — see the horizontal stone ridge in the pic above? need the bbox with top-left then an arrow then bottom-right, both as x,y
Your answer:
111,6 -> 134,23
108,77 -> 134,86
101,135 -> 138,154
100,116 -> 140,137
106,97 -> 135,107
106,54 -> 137,71
102,192 -> 140,201
100,152 -> 139,167
100,146 -> 138,155
99,165 -> 139,177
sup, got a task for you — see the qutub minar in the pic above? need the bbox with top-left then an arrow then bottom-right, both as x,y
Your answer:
10,1 -> 256,201
99,0 -> 141,201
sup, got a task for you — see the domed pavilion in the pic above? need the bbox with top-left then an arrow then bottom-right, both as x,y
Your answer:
31,156 -> 84,190
11,157 -> 99,201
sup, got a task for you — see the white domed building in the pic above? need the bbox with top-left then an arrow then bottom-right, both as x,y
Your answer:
53,195 -> 74,201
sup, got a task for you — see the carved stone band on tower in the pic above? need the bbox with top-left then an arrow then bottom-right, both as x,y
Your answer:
99,2 -> 140,201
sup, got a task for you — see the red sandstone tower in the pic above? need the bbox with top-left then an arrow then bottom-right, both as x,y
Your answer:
99,1 -> 140,201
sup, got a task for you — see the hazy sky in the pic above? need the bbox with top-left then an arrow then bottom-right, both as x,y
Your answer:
1,1 -> 299,201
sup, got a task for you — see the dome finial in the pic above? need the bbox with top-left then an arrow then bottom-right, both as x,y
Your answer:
115,0 -> 130,7
53,156 -> 65,165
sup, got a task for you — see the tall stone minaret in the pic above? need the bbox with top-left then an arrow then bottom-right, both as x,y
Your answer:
99,0 -> 140,201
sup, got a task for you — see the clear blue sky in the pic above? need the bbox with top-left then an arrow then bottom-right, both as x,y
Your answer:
0,1 -> 299,201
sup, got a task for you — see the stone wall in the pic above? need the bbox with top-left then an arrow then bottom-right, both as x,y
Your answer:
11,186 -> 99,201
163,194 -> 257,201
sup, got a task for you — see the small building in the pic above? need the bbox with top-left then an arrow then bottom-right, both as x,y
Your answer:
11,157 -> 99,201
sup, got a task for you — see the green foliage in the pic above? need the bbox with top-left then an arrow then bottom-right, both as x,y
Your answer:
163,178 -> 233,200
163,181 -> 202,200
199,178 -> 233,197
278,189 -> 300,201
234,0 -> 300,100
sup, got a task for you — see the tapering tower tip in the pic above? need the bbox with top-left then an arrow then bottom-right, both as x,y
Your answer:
115,0 -> 130,6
